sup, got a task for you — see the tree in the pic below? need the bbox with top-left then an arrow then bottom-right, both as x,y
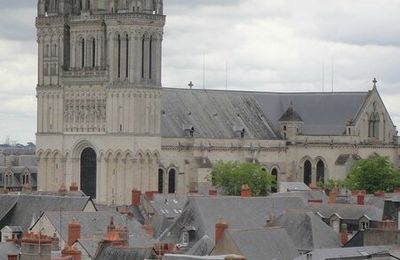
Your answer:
348,155 -> 400,193
210,161 -> 276,196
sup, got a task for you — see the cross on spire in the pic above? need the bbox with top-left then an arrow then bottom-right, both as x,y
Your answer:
188,81 -> 194,89
373,78 -> 378,88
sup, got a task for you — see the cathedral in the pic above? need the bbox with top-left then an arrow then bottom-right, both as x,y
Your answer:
36,0 -> 400,205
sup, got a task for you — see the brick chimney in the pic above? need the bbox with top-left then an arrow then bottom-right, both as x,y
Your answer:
215,218 -> 228,245
21,232 -> 52,260
241,185 -> 251,197
340,223 -> 348,246
357,193 -> 365,205
309,182 -> 319,191
131,189 -> 141,206
328,189 -> 337,204
59,183 -> 68,193
143,221 -> 154,237
68,220 -> 81,246
70,182 -> 79,192
62,246 -> 81,260
7,255 -> 18,260
378,220 -> 397,230
209,189 -> 218,196
145,191 -> 157,201
374,191 -> 385,198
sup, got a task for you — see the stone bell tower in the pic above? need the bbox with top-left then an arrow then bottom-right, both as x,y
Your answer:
36,0 -> 165,205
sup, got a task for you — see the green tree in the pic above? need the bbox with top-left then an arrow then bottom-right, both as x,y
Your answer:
348,155 -> 400,193
210,161 -> 276,196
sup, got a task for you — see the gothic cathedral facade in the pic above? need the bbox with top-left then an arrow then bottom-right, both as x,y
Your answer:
36,0 -> 164,204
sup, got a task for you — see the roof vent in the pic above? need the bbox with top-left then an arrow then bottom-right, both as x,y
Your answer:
234,126 -> 246,138
183,125 -> 195,137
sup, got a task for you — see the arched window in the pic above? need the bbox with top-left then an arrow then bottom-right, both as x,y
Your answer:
92,38 -> 96,67
369,112 -> 380,138
87,0 -> 90,10
81,38 -> 85,68
271,168 -> 278,193
22,171 -> 30,185
141,36 -> 145,78
126,34 -> 129,78
158,169 -> 164,194
149,36 -> 152,79
316,160 -> 325,184
117,34 -> 121,78
168,168 -> 176,194
303,160 -> 312,186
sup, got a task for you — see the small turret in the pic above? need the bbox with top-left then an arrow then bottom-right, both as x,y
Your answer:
279,102 -> 304,140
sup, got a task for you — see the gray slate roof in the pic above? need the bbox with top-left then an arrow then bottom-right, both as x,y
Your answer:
43,211 -> 153,248
309,204 -> 383,221
270,210 -> 341,252
161,88 -> 369,138
292,245 -> 394,260
0,242 -> 20,260
279,182 -> 311,192
222,228 -> 299,260
270,190 -> 328,203
76,239 -> 100,258
150,194 -> 187,219
160,195 -> 308,252
95,245 -> 153,260
0,194 -> 92,231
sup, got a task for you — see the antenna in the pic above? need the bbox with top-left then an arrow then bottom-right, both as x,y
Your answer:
202,54 -> 206,90
331,56 -> 334,93
225,60 -> 228,91
322,62 -> 325,92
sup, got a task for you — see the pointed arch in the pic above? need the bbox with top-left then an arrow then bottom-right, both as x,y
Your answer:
303,160 -> 312,186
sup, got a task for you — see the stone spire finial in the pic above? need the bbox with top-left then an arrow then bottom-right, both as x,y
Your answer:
373,78 -> 378,89
188,81 -> 194,89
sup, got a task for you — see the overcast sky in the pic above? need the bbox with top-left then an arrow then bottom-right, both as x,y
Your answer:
0,0 -> 400,144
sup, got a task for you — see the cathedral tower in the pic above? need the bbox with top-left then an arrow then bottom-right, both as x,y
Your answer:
36,0 -> 165,205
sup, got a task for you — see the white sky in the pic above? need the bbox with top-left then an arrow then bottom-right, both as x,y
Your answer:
1,0 -> 400,144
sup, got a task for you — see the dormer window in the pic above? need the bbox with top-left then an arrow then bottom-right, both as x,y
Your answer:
184,126 -> 194,137
22,172 -> 30,185
368,112 -> 380,138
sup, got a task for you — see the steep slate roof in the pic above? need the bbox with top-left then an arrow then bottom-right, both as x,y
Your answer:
42,211 -> 153,247
76,239 -> 100,259
0,194 -> 92,231
279,106 -> 303,122
161,88 -> 369,138
221,228 -> 299,260
0,196 -> 18,225
309,204 -> 383,221
95,245 -> 153,260
270,210 -> 341,252
292,245 -> 394,260
270,191 -> 328,203
0,242 -> 20,260
150,194 -> 187,219
160,196 -> 308,251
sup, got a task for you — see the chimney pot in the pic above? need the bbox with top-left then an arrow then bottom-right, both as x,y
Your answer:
209,189 -> 218,196
215,218 -> 228,245
241,184 -> 251,197
357,193 -> 365,205
68,220 -> 81,247
70,182 -> 79,192
131,189 -> 141,206
340,223 -> 348,246
328,189 -> 337,204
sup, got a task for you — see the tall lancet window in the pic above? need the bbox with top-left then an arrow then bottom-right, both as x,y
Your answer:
118,34 -> 121,78
141,36 -> 145,78
92,38 -> 96,67
81,39 -> 85,68
126,35 -> 129,78
149,36 -> 152,79
369,112 -> 380,138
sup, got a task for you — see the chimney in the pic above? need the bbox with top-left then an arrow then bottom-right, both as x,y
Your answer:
68,220 -> 81,247
241,185 -> 251,197
70,182 -> 79,192
143,221 -> 154,237
59,183 -> 68,193
215,218 -> 228,245
309,182 -> 319,191
374,191 -> 385,198
357,193 -> 365,205
209,189 -> 218,196
328,189 -> 337,204
340,223 -> 348,246
131,189 -> 141,206
7,255 -> 18,260
224,256 -> 247,260
145,191 -> 156,201
308,199 -> 323,204
61,246 -> 81,260
378,220 -> 397,230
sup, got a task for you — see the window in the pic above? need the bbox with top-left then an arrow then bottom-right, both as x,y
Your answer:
149,36 -> 152,79
360,221 -> 369,230
368,112 -> 380,138
316,160 -> 325,184
5,173 -> 12,187
158,169 -> 164,194
118,35 -> 121,78
181,231 -> 189,246
303,160 -> 312,186
92,38 -> 96,67
126,35 -> 129,78
22,173 -> 30,185
81,39 -> 85,68
168,169 -> 176,194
